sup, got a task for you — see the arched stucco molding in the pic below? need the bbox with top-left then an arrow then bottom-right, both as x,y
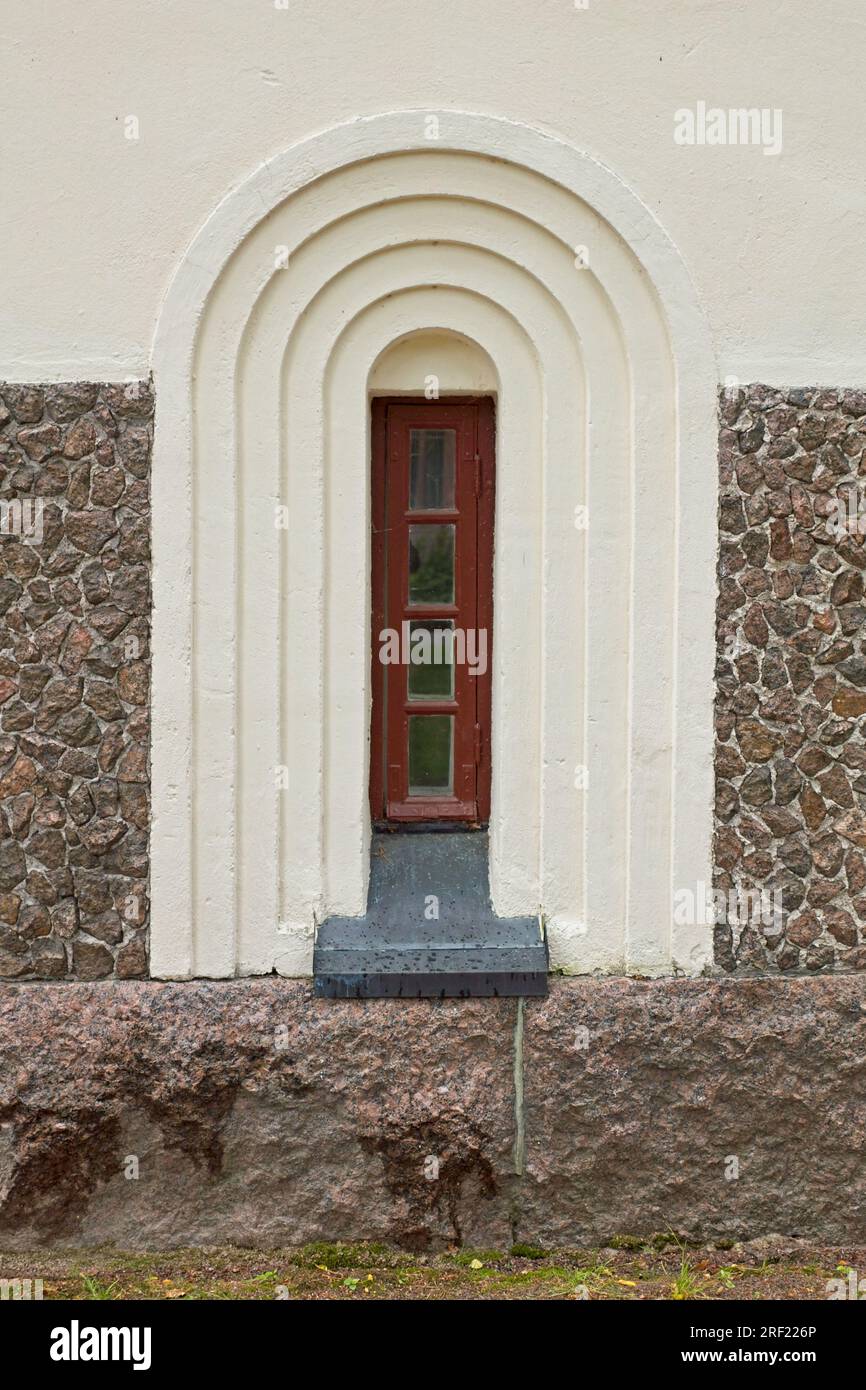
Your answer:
150,110 -> 718,980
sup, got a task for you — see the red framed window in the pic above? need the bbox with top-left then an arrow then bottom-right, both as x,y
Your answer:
370,397 -> 495,824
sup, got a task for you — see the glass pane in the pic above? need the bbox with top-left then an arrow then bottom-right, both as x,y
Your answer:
409,524 -> 455,604
410,429 -> 456,510
408,714 -> 453,797
407,620 -> 455,700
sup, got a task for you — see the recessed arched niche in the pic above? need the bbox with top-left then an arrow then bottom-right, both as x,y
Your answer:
368,329 -> 498,396
149,111 -> 718,981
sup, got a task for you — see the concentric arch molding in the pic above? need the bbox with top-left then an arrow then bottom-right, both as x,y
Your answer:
149,109 -> 719,979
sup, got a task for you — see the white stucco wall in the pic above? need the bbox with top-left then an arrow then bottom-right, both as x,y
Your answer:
2,0 -> 864,386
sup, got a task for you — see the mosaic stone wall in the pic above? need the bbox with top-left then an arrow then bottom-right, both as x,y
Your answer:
0,382 -> 151,980
715,384 -> 866,973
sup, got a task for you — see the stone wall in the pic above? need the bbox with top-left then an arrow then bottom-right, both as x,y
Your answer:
0,382 -> 151,981
716,385 -> 866,973
0,976 -> 863,1250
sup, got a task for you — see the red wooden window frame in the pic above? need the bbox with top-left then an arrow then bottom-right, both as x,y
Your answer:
370,397 -> 495,825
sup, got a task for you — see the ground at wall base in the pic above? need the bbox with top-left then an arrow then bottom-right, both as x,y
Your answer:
0,1236 -> 857,1300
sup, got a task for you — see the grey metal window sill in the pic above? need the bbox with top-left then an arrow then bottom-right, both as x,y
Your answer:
313,831 -> 548,998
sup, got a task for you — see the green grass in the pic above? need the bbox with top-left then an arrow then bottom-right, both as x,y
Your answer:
79,1276 -> 122,1300
670,1256 -> 702,1300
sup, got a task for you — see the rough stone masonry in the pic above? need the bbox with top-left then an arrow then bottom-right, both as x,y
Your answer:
0,382 -> 151,983
716,384 -> 866,975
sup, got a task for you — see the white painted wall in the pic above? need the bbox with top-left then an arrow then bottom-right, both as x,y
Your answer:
2,0 -> 864,386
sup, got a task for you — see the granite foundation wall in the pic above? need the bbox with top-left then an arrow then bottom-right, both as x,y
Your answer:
1,976 -> 864,1250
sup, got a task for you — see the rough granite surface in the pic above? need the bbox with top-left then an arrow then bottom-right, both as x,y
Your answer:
1,976 -> 863,1250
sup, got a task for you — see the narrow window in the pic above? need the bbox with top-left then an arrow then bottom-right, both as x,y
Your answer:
370,398 -> 495,825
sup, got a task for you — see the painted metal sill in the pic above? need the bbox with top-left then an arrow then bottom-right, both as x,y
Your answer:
313,831 -> 548,999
